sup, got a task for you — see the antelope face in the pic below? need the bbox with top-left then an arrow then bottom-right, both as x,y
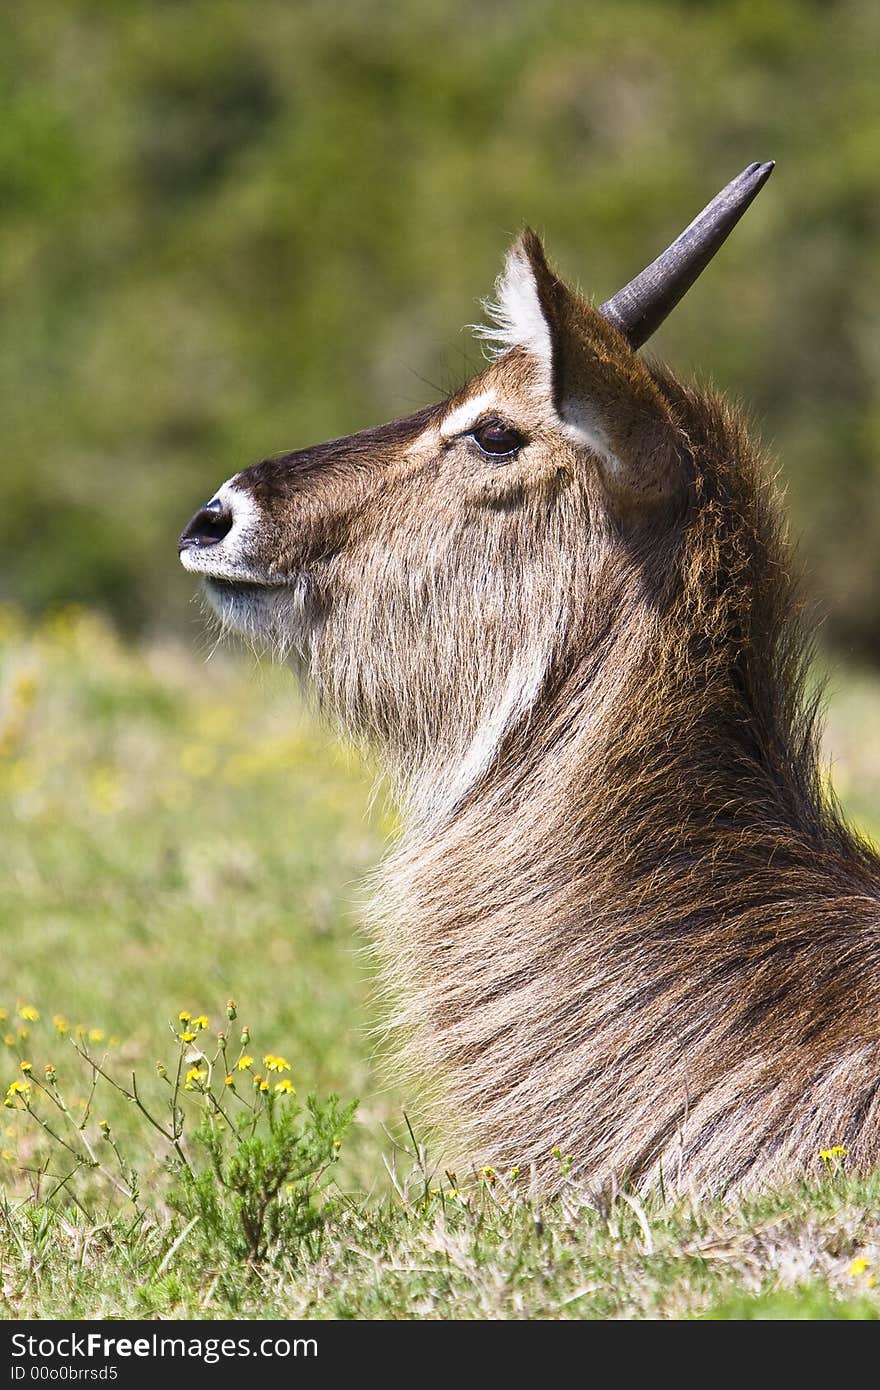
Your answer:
178,329 -> 596,769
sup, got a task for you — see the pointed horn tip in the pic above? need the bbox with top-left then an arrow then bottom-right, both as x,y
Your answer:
745,159 -> 776,185
725,159 -> 775,211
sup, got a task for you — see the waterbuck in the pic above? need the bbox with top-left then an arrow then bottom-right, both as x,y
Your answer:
179,163 -> 880,1193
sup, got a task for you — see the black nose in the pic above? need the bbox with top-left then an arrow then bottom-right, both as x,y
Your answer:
179,498 -> 234,552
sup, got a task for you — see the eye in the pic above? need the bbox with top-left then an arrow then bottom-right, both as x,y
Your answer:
470,420 -> 525,458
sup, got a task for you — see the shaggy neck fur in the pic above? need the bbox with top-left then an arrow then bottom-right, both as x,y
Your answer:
369,376 -> 880,1195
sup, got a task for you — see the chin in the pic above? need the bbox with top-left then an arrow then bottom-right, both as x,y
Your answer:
202,575 -> 285,637
202,574 -> 316,661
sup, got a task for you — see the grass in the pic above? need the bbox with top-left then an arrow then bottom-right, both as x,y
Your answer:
3,1169 -> 880,1319
1,605 -> 880,1320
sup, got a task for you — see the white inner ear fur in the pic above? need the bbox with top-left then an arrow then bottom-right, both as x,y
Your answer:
473,245 -> 553,381
474,248 -> 622,477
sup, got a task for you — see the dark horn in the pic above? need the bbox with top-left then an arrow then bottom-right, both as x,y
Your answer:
600,161 -> 775,348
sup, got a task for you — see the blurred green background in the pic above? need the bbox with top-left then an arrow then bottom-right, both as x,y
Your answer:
2,0 -> 879,653
1,0 -> 880,1214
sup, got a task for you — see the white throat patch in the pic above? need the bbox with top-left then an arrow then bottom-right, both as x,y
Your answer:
411,643 -> 553,827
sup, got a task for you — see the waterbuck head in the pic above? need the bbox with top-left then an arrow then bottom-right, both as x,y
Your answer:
179,164 -> 774,820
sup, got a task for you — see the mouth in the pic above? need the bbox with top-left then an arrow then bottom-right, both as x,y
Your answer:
203,576 -> 284,597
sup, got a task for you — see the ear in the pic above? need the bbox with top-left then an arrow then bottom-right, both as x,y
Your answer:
480,229 -> 685,515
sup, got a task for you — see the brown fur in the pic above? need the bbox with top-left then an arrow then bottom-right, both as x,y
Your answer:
182,231 -> 880,1194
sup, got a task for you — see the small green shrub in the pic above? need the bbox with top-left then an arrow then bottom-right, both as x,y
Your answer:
173,1092 -> 355,1263
3,998 -> 356,1267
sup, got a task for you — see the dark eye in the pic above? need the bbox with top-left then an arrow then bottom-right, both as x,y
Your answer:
471,421 -> 525,458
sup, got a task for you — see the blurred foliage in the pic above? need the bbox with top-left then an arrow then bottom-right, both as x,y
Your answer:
1,0 -> 878,652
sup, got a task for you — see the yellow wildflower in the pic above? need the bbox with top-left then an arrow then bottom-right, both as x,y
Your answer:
184,1067 -> 208,1091
192,1015 -> 209,1031
5,1080 -> 31,1103
819,1145 -> 848,1162
179,1031 -> 197,1044
273,1078 -> 295,1095
180,745 -> 216,779
0,1009 -> 6,1021
252,1074 -> 269,1092
17,1006 -> 38,1023
19,1061 -> 31,1074
237,1055 -> 254,1071
178,1011 -> 191,1024
224,1074 -> 235,1087
262,1054 -> 291,1073
88,1029 -> 105,1044
0,1149 -> 12,1162
89,767 -> 121,814
53,1014 -> 69,1035
850,1257 -> 872,1277
2,1035 -> 14,1048
13,672 -> 37,708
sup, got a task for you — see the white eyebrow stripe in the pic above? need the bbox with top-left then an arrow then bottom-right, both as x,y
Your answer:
439,390 -> 500,441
